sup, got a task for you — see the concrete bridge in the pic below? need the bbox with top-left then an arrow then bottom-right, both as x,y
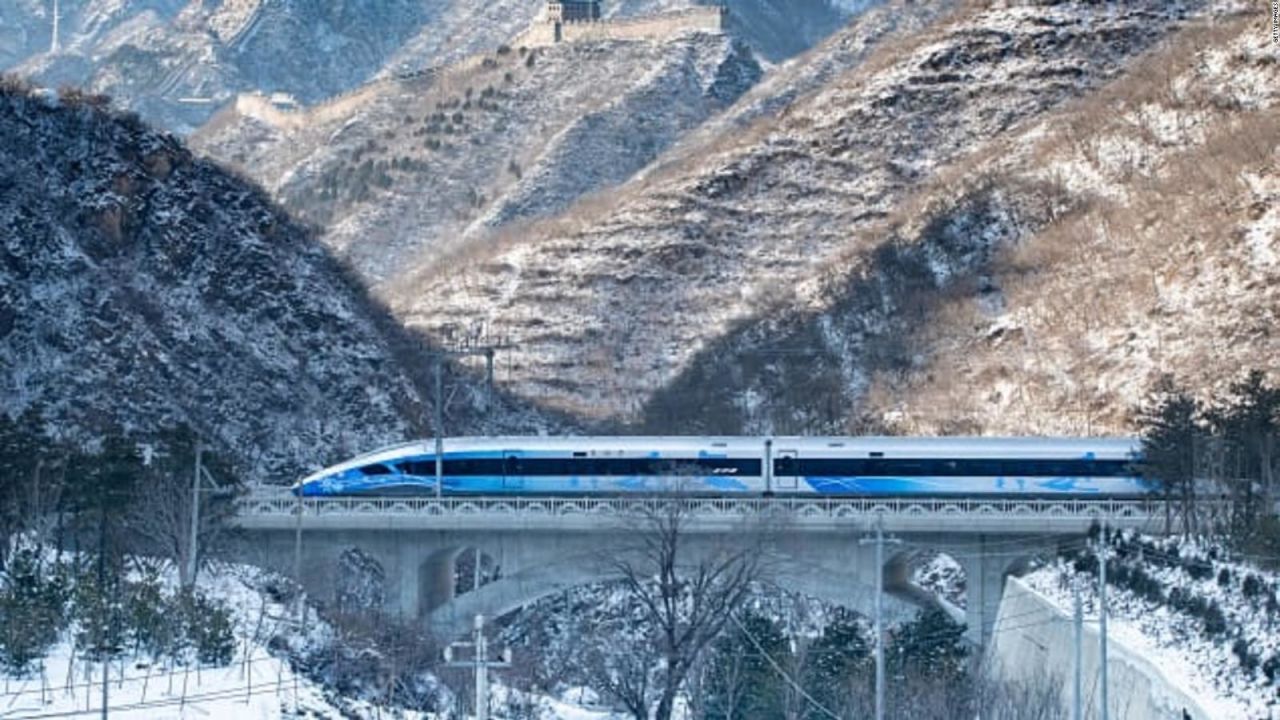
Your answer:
230,491 -> 1168,643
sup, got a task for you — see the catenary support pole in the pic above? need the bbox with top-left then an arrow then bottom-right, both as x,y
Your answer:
484,348 -> 495,415
1099,520 -> 1110,720
293,492 -> 303,626
1073,583 -> 1083,720
187,441 -> 202,588
434,357 -> 444,500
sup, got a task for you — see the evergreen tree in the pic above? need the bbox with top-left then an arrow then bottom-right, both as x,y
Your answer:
0,407 -> 50,569
803,608 -> 871,718
64,433 -> 141,661
887,608 -> 968,679
1138,375 -> 1202,535
0,546 -> 70,673
1214,371 -> 1280,529
703,610 -> 790,720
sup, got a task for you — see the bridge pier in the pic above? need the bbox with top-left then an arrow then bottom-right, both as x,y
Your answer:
420,547 -> 463,615
958,535 -> 1052,646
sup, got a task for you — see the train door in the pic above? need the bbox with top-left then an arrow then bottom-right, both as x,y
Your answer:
774,450 -> 798,491
503,451 -> 524,490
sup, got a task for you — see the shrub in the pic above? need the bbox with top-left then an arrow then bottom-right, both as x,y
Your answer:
1217,568 -> 1232,587
125,569 -> 180,658
1233,638 -> 1259,674
1242,574 -> 1263,598
1184,558 -> 1212,581
0,549 -> 71,673
1262,654 -> 1280,683
1203,601 -> 1227,637
71,561 -> 127,661
1072,552 -> 1098,575
182,592 -> 236,666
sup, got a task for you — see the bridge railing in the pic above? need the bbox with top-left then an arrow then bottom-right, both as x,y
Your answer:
235,488 -> 1169,527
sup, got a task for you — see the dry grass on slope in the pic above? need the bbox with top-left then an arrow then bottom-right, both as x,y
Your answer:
398,0 -> 1196,422
862,10 -> 1279,435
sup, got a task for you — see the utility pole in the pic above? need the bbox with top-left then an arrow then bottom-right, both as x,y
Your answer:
859,512 -> 901,720
1098,520 -> 1110,720
97,500 -> 108,720
427,343 -> 510,499
444,614 -> 511,720
50,0 -> 60,53
1073,583 -> 1083,720
186,441 -> 202,588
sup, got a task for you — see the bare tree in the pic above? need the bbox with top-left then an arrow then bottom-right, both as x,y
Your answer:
972,667 -> 1064,720
581,622 -> 660,720
604,497 -> 769,720
125,426 -> 239,588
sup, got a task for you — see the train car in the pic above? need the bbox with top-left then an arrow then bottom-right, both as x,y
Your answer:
293,436 -> 765,496
293,436 -> 1151,498
769,436 -> 1146,497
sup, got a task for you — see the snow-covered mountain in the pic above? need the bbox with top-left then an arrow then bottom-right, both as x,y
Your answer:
384,0 -> 1263,426
193,31 -> 762,287
1,0 -> 868,133
0,82 -> 553,481
187,0 -> 1277,437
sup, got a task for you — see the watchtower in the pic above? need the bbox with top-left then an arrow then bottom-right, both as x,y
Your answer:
546,0 -> 602,23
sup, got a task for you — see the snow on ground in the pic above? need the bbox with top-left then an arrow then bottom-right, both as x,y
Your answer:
0,561 -> 429,720
913,552 -> 966,609
1023,533 -> 1280,720
0,554 -> 628,720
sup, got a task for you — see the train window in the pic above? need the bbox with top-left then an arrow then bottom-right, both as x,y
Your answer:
399,461 -> 432,476
868,451 -> 884,458
938,460 -> 961,476
573,451 -> 588,458
360,464 -> 393,476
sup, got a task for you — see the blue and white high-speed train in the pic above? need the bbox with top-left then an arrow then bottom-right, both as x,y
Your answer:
293,436 -> 1152,498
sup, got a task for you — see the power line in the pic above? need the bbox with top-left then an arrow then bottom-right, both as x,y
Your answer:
727,611 -> 842,720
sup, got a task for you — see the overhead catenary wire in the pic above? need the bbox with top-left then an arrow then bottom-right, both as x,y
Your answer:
728,611 -> 844,720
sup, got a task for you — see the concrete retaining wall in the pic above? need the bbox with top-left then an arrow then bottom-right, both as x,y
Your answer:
988,577 -> 1212,720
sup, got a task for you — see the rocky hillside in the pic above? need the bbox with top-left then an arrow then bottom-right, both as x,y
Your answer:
0,80 -> 549,481
2,0 -> 866,134
833,8 -> 1279,436
193,32 -> 761,285
386,0 -> 1251,425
